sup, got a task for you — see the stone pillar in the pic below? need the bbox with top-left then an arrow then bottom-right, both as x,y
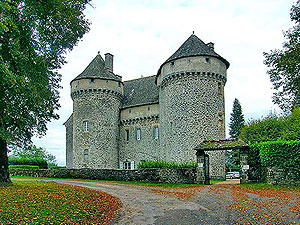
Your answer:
196,150 -> 205,184
240,148 -> 250,184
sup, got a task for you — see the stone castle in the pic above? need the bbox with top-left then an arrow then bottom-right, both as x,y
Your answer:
64,34 -> 230,179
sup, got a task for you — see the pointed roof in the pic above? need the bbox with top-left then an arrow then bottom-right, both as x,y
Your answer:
72,54 -> 121,82
157,34 -> 230,75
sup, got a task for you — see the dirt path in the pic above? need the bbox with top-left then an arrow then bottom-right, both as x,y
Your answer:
12,179 -> 300,225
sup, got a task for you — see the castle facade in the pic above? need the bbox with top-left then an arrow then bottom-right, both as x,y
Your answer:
64,34 -> 229,179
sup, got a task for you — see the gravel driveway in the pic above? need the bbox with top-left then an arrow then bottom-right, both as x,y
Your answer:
13,179 -> 299,225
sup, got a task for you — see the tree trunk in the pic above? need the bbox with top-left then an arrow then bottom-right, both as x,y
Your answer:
0,137 -> 11,183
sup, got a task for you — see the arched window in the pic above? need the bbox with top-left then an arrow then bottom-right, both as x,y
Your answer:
84,149 -> 89,161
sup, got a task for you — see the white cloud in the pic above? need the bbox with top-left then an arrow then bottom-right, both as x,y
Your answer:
33,0 -> 295,165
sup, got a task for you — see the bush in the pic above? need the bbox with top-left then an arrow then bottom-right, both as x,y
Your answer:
9,157 -> 48,169
49,166 -> 66,170
258,140 -> 300,169
9,165 -> 39,169
250,140 -> 300,181
137,160 -> 197,169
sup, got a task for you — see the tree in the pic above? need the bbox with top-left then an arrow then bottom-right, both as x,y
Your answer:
263,1 -> 300,112
229,98 -> 245,138
227,98 -> 245,172
240,108 -> 300,143
11,145 -> 57,166
0,0 -> 91,183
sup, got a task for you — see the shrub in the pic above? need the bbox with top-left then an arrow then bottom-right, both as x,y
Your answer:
9,165 -> 39,169
137,160 -> 197,169
9,157 -> 48,169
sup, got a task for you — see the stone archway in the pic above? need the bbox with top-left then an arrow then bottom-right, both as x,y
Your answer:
194,139 -> 250,185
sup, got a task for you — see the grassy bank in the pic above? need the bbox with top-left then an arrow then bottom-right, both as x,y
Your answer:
0,180 -> 120,224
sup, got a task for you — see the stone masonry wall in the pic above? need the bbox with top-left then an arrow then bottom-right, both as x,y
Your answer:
10,168 -> 199,184
120,117 -> 160,168
65,116 -> 74,169
72,89 -> 122,169
158,56 -> 227,179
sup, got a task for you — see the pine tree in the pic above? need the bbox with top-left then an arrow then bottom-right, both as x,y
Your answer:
229,98 -> 245,138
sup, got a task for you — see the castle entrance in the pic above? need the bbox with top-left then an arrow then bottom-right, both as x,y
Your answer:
194,139 -> 250,185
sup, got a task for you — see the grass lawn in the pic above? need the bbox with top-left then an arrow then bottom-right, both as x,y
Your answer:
0,180 -> 121,224
11,176 -> 211,187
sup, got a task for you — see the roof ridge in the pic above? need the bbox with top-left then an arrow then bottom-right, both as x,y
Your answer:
124,75 -> 156,83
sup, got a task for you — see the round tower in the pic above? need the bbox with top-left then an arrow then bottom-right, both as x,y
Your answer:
156,34 -> 230,179
70,53 -> 123,169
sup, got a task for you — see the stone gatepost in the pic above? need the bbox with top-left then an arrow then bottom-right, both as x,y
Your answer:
196,150 -> 205,184
240,148 -> 250,184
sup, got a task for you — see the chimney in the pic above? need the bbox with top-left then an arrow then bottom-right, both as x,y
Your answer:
207,42 -> 214,50
105,53 -> 113,72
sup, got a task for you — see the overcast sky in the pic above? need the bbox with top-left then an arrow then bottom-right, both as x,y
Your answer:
33,0 -> 296,166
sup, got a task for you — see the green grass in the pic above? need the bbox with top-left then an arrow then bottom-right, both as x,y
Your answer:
11,176 -> 204,187
210,180 -> 225,184
240,183 -> 300,191
0,180 -> 120,224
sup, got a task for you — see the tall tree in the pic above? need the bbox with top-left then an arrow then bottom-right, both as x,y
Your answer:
264,1 -> 300,112
229,98 -> 245,138
0,0 -> 91,183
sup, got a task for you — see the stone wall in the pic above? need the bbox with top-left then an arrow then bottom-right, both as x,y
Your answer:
120,117 -> 161,168
266,167 -> 300,187
157,56 -> 227,179
9,168 -> 202,184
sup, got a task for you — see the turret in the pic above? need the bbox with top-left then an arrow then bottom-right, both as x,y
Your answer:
69,52 -> 123,169
156,34 -> 229,179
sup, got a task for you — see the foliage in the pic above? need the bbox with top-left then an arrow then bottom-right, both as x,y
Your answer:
263,1 -> 300,112
229,98 -> 245,138
249,140 -> 300,181
248,144 -> 267,182
240,108 -> 300,143
9,157 -> 47,169
226,150 -> 240,172
0,181 -> 120,224
8,165 -> 39,169
0,0 -> 91,147
11,145 -> 57,165
258,140 -> 300,169
137,160 -> 197,169
49,165 -> 66,170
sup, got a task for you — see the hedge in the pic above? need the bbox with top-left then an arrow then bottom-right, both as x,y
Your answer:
8,157 -> 48,169
137,160 -> 197,169
258,140 -> 300,168
9,165 -> 39,169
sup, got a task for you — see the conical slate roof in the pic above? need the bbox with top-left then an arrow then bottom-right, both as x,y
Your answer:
72,54 -> 121,82
157,34 -> 230,75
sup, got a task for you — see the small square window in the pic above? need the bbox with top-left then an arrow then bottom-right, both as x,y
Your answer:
90,78 -> 95,83
206,58 -> 210,63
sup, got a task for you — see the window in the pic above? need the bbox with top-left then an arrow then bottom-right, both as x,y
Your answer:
90,78 -> 95,83
217,82 -> 222,96
83,121 -> 89,132
118,82 -> 121,87
123,162 -> 131,170
122,161 -> 135,170
148,106 -> 150,111
125,129 -> 129,141
136,128 -> 141,141
84,149 -> 89,161
170,61 -> 175,66
129,109 -> 132,114
154,127 -> 159,139
206,58 -> 210,63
